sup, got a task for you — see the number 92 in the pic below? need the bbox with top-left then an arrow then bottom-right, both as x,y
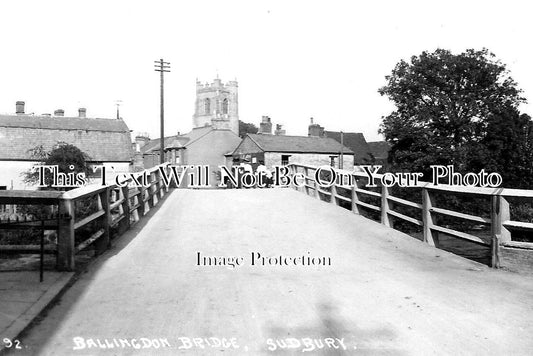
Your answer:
3,338 -> 22,349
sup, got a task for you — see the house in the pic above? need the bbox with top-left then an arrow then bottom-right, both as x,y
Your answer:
231,133 -> 354,169
323,131 -> 372,165
307,117 -> 383,165
0,101 -> 133,190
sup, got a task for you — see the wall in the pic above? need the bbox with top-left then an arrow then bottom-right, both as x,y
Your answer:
0,126 -> 133,162
183,130 -> 241,186
264,152 -> 353,170
143,154 -> 160,169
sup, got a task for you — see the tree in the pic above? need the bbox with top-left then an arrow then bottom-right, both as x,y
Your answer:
23,142 -> 91,189
475,109 -> 533,189
16,143 -> 95,244
378,48 -> 531,187
239,120 -> 258,138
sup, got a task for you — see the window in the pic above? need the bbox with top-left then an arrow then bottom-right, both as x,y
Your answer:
222,98 -> 229,114
281,155 -> 290,166
330,156 -> 337,167
204,98 -> 211,115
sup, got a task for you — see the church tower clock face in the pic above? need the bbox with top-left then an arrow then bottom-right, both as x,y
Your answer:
193,77 -> 239,135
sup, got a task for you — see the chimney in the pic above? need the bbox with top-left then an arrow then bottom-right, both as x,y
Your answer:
78,108 -> 87,118
308,117 -> 324,137
135,133 -> 150,149
54,109 -> 65,117
258,116 -> 272,134
274,124 -> 286,136
16,101 -> 25,115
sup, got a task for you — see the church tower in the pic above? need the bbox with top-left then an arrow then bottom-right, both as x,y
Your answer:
193,77 -> 239,135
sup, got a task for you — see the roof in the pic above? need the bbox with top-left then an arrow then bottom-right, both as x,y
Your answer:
144,135 -> 189,152
0,114 -> 130,132
141,126 -> 214,154
244,134 -> 354,154
324,131 -> 371,160
0,114 -> 133,162
367,141 -> 391,159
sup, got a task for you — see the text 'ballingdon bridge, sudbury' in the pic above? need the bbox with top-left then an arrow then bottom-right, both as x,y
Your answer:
1,162 -> 533,355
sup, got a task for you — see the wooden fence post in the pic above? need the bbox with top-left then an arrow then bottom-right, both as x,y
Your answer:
314,169 -> 320,200
120,184 -> 130,233
422,188 -> 438,247
95,188 -> 110,255
330,168 -> 337,205
303,167 -> 309,195
158,167 -> 165,199
381,184 -> 393,227
289,165 -> 295,190
151,171 -> 159,206
57,198 -> 75,271
351,176 -> 360,215
140,179 -> 148,215
167,164 -> 173,191
130,187 -> 140,222
491,194 -> 511,267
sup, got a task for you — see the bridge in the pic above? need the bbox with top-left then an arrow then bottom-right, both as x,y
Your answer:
1,163 -> 533,355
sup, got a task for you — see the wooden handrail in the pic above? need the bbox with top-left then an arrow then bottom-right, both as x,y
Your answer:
288,163 -> 533,268
0,162 -> 173,271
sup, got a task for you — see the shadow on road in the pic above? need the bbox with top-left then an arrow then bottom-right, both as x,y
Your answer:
264,301 -> 405,355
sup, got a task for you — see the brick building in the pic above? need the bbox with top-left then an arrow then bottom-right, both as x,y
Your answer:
0,101 -> 133,189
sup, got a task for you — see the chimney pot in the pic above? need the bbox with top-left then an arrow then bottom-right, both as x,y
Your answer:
308,119 -> 324,137
275,124 -> 286,136
16,101 -> 25,115
78,108 -> 87,118
259,115 -> 273,134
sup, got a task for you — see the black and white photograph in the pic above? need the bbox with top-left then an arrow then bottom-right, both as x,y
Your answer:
0,1 -> 532,355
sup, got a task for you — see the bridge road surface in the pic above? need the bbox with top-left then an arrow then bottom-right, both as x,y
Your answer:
14,188 -> 533,355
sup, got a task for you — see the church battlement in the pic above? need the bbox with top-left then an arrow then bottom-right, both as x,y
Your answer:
196,78 -> 238,92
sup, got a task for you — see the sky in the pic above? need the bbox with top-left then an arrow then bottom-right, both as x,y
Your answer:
0,0 -> 532,142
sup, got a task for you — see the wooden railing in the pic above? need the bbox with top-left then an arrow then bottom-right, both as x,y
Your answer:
0,163 -> 173,272
288,163 -> 533,272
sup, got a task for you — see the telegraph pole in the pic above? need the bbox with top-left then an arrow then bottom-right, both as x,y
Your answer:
154,59 -> 171,164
